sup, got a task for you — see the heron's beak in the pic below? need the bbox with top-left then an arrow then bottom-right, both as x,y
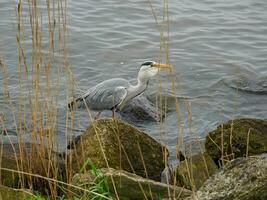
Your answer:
152,63 -> 172,69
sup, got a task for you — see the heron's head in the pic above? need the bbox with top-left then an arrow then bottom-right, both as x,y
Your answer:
138,61 -> 171,82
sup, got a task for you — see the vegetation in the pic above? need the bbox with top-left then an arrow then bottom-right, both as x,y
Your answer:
2,0 -> 197,198
79,159 -> 113,200
25,157 -> 113,200
1,0 -> 264,200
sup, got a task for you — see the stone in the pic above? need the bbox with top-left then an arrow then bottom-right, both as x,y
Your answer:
175,153 -> 218,190
71,118 -> 168,181
187,155 -> 267,200
224,75 -> 267,94
72,168 -> 192,200
0,185 -> 34,200
120,95 -> 164,122
205,118 -> 267,166
0,139 -> 66,192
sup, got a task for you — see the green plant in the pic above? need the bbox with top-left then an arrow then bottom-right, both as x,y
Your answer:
80,159 -> 113,200
26,194 -> 48,200
27,194 -> 81,200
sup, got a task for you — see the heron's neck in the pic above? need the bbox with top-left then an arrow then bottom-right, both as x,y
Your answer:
128,78 -> 149,99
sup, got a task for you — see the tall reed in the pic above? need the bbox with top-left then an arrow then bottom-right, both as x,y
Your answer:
0,0 -> 226,199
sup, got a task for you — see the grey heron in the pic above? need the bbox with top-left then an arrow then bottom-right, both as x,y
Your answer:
68,61 -> 171,117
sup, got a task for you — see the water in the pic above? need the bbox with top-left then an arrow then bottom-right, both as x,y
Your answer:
1,0 -> 267,160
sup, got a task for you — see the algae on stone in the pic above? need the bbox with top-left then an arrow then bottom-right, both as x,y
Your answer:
0,185 -> 34,200
71,118 -> 168,181
175,153 -> 218,190
205,118 -> 267,165
72,168 -> 192,200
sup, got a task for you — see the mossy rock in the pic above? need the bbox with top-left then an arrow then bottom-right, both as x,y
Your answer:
72,168 -> 192,200
188,155 -> 267,200
205,118 -> 267,165
0,185 -> 34,200
0,141 -> 66,193
175,153 -> 218,190
71,118 -> 168,181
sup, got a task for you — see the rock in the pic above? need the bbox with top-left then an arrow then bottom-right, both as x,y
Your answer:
71,118 -> 168,181
175,153 -> 218,190
177,150 -> 186,162
72,168 -> 192,200
205,118 -> 267,166
224,75 -> 267,94
0,139 -> 66,192
188,155 -> 267,200
71,94 -> 164,122
0,185 -> 34,200
120,95 -> 164,122
160,164 -> 173,185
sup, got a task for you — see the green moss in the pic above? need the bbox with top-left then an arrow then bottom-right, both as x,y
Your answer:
72,168 -> 192,200
175,153 -> 218,189
238,183 -> 267,200
0,185 -> 35,200
205,118 -> 267,165
72,118 -> 168,181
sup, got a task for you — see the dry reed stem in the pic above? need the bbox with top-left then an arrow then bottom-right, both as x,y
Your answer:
1,0 -> 191,199
137,142 -> 154,199
147,0 -> 192,198
230,119 -> 234,157
0,167 -> 112,199
0,58 -> 10,102
196,139 -> 210,177
109,120 -> 149,200
79,110 -> 120,199
220,122 -> 224,166
185,102 -> 196,192
206,129 -> 221,151
10,0 -> 74,198
246,128 -> 251,157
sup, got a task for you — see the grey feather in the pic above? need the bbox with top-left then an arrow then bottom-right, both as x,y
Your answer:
73,78 -> 129,110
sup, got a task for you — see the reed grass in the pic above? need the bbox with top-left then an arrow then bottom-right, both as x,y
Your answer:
0,0 -> 235,199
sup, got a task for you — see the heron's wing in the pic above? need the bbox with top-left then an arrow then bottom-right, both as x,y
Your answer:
82,85 -> 128,110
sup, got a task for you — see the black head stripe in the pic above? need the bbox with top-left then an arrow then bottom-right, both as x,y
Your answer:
141,61 -> 154,66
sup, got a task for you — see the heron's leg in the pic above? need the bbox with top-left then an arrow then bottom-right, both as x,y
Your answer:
112,108 -> 116,118
94,111 -> 102,120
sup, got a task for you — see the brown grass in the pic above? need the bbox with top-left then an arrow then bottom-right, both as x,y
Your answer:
0,0 -> 236,199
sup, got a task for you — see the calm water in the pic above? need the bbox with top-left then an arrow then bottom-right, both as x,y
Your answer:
1,0 -> 267,160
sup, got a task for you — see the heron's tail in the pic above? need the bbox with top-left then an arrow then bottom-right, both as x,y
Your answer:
68,97 -> 84,110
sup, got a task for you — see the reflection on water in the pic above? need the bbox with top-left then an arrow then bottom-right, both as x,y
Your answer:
1,0 -> 267,160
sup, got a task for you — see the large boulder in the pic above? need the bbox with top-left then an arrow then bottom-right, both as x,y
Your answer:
205,118 -> 267,165
71,118 -> 168,181
175,153 -> 218,190
72,168 -> 192,200
188,155 -> 267,200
